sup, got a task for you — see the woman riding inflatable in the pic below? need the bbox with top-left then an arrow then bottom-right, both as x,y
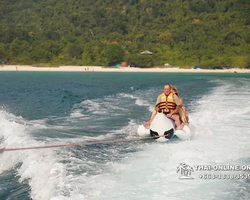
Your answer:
169,84 -> 189,126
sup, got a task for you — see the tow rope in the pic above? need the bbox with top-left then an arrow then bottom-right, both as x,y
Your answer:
0,136 -> 163,152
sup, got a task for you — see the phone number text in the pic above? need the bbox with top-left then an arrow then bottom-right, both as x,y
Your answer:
199,173 -> 250,180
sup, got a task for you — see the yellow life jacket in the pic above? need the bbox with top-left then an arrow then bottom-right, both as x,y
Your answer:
158,92 -> 177,114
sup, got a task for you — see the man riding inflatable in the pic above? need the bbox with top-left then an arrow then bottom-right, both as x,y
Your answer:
143,84 -> 184,130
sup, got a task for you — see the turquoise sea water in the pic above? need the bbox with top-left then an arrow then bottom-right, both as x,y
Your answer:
0,72 -> 250,200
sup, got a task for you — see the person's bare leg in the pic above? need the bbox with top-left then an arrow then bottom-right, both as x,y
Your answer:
181,106 -> 189,125
143,121 -> 150,129
172,114 -> 184,130
176,123 -> 184,130
171,114 -> 180,126
143,109 -> 157,129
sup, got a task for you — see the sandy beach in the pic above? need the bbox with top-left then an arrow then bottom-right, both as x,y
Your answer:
0,65 -> 249,73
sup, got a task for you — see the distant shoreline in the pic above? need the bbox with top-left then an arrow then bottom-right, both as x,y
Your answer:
0,65 -> 250,73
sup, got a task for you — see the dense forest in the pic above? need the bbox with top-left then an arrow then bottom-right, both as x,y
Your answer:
0,0 -> 250,68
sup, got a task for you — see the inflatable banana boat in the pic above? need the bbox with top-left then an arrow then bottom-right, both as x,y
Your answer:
137,112 -> 193,142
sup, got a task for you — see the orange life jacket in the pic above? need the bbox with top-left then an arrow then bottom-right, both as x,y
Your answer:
158,92 -> 177,114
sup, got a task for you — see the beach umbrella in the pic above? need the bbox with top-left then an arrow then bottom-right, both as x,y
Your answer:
194,65 -> 199,69
121,62 -> 127,67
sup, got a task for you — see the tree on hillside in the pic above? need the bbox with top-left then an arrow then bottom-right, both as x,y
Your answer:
0,0 -> 249,67
105,44 -> 125,66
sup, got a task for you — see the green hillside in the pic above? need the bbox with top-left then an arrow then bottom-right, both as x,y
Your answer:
0,0 -> 250,68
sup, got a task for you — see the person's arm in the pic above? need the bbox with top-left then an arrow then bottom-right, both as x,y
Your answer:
179,97 -> 183,106
143,95 -> 161,128
167,105 -> 181,117
154,95 -> 161,112
155,95 -> 161,106
148,108 -> 157,123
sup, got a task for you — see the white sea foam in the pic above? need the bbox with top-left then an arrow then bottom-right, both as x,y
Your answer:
0,111 -> 76,200
1,78 -> 250,200
0,107 -> 141,200
109,118 -> 139,138
119,92 -> 155,112
60,78 -> 250,200
75,97 -> 126,116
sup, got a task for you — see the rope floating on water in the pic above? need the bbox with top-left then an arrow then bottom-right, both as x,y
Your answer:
0,136 -> 161,152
